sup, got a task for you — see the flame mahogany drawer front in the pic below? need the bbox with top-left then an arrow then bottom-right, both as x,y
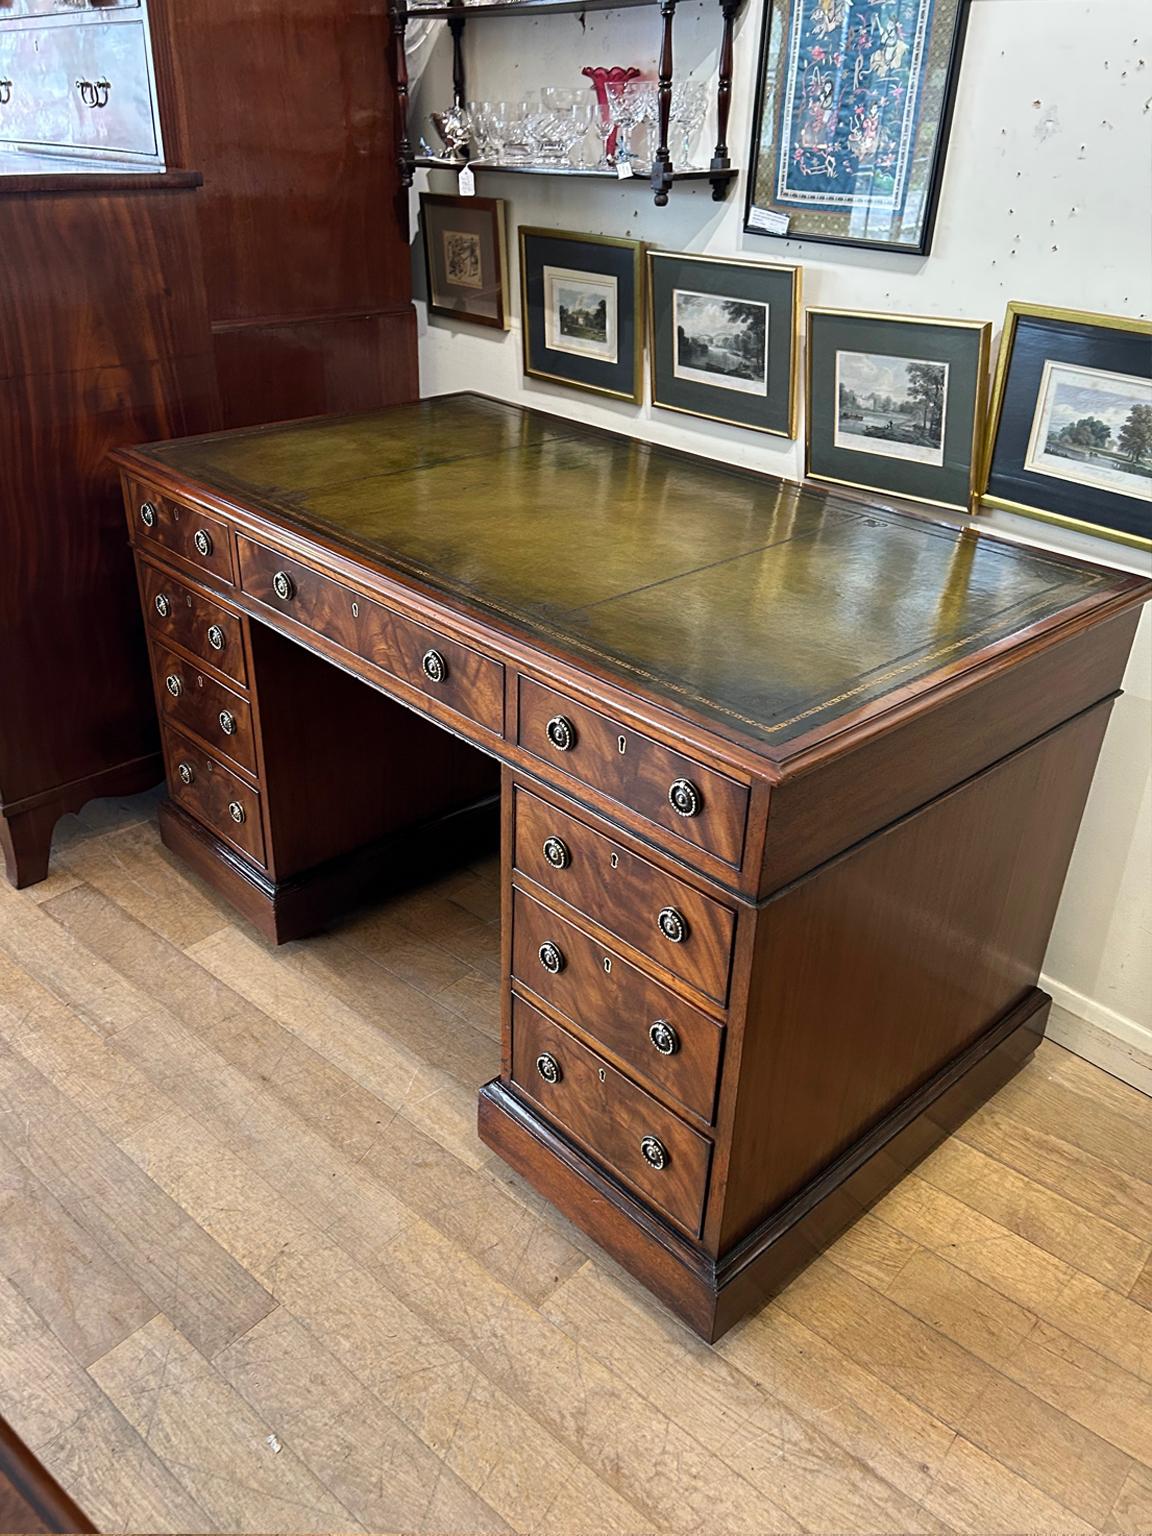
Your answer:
236,538 -> 504,735
139,563 -> 248,687
512,887 -> 723,1124
513,784 -> 737,1006
150,642 -> 257,776
161,726 -> 265,866
511,995 -> 712,1236
129,481 -> 235,585
517,678 -> 749,869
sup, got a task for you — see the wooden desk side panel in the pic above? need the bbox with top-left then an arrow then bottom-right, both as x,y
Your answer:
762,608 -> 1141,894
713,697 -> 1115,1253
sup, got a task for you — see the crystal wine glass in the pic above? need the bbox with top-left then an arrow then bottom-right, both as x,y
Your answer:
671,79 -> 708,170
605,77 -> 646,168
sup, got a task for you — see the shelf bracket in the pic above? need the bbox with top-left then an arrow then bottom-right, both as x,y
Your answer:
709,0 -> 742,200
390,0 -> 416,187
649,0 -> 677,207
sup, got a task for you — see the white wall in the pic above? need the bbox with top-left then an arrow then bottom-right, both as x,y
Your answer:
409,0 -> 1152,1052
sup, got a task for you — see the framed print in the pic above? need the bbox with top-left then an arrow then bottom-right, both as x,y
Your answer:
982,304 -> 1152,551
520,227 -> 644,402
806,309 -> 991,511
647,252 -> 801,437
745,0 -> 970,254
421,193 -> 510,329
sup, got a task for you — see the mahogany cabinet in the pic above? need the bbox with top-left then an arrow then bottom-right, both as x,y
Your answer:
1,0 -> 419,886
0,173 -> 220,885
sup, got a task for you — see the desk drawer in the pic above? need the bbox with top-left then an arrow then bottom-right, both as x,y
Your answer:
511,995 -> 711,1236
357,599 -> 503,736
129,482 -> 234,585
517,679 -> 748,868
151,643 -> 256,776
237,540 -> 361,650
237,537 -> 504,735
514,785 -> 736,1005
512,888 -> 722,1124
162,727 -> 265,866
139,563 -> 248,687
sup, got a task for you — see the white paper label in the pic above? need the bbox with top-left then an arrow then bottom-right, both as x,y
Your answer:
458,164 -> 476,197
616,161 -> 634,180
748,206 -> 790,235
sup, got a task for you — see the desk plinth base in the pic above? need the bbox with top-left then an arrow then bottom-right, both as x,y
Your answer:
480,988 -> 1048,1342
159,793 -> 500,945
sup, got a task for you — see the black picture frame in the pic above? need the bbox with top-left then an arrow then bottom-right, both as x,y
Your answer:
807,308 -> 991,512
982,304 -> 1152,551
519,227 -> 644,404
647,252 -> 801,438
744,0 -> 971,256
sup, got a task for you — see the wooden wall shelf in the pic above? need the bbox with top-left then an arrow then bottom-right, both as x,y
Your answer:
408,0 -> 656,17
392,0 -> 746,206
415,155 -> 738,190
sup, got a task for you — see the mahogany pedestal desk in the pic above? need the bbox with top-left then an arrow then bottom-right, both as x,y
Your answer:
114,395 -> 1151,1341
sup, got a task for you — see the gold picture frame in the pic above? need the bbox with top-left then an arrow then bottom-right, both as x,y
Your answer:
646,251 -> 802,439
980,303 -> 1152,551
805,308 -> 992,514
519,227 -> 645,404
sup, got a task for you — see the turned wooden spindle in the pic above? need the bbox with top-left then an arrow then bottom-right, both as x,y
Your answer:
710,0 -> 741,200
651,0 -> 678,206
390,0 -> 415,185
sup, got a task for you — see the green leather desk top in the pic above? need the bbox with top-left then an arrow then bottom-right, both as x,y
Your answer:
131,394 -> 1145,754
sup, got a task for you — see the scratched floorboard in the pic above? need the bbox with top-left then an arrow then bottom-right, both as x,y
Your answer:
0,791 -> 1148,1535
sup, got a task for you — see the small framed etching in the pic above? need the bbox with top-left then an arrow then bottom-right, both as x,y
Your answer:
421,193 -> 510,329
647,252 -> 801,437
520,227 -> 644,402
806,309 -> 991,511
982,304 -> 1151,551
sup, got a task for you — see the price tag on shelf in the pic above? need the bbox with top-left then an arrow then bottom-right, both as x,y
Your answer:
748,206 -> 790,235
616,161 -> 634,180
458,164 -> 476,197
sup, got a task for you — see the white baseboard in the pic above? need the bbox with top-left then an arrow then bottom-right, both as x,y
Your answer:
1040,973 -> 1152,1096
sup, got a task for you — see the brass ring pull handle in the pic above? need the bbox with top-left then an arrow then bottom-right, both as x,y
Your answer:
668,778 -> 701,818
218,710 -> 236,736
139,501 -> 156,529
206,624 -> 226,651
649,1020 -> 679,1056
640,1135 -> 668,1171
177,761 -> 194,785
165,675 -> 182,699
154,593 -> 171,618
193,529 -> 214,558
0,81 -> 13,107
421,649 -> 447,683
536,1052 -> 562,1085
546,715 -> 576,752
228,801 -> 246,824
272,571 -> 295,601
542,836 -> 570,869
75,77 -> 111,108
657,906 -> 689,944
538,941 -> 565,975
